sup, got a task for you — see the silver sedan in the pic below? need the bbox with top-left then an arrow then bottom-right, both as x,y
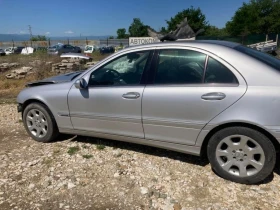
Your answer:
17,40 -> 280,184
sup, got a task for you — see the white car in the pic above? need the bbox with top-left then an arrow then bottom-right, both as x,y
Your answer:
4,47 -> 16,55
84,45 -> 99,54
21,47 -> 34,55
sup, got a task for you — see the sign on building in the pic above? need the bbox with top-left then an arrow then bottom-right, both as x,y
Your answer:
128,37 -> 196,46
129,37 -> 159,46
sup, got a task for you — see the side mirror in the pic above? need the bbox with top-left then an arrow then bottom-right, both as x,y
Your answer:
75,78 -> 87,89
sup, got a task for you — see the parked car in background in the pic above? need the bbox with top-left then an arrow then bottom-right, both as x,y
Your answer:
47,44 -> 82,55
21,47 -> 35,55
13,47 -> 25,54
0,49 -> 6,56
84,45 -> 97,54
4,47 -> 17,55
99,46 -> 115,54
17,40 -> 280,184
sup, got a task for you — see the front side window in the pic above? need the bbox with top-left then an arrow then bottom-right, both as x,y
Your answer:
204,57 -> 238,84
88,50 -> 150,86
154,49 -> 206,84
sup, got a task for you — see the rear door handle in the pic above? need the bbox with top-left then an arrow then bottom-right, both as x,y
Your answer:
122,92 -> 140,99
201,92 -> 226,100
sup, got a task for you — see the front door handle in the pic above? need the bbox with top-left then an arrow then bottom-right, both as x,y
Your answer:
122,92 -> 140,99
201,92 -> 226,100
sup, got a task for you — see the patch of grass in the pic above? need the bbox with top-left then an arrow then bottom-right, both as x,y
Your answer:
96,144 -> 106,150
67,146 -> 80,155
82,154 -> 93,159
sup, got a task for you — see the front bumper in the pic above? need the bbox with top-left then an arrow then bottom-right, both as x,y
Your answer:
17,104 -> 23,112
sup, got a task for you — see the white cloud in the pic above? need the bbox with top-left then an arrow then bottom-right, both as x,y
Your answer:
19,30 -> 26,34
45,32 -> 50,35
64,30 -> 74,34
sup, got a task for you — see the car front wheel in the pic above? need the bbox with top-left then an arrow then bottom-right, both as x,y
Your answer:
23,103 -> 59,142
207,127 -> 276,184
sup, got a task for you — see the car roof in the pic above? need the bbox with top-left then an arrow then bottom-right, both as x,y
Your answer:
127,40 -> 241,50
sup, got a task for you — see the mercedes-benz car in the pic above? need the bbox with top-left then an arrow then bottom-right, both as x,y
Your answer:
17,40 -> 280,184
47,44 -> 82,55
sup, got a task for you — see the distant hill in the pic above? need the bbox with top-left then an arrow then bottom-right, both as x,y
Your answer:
0,34 -> 113,42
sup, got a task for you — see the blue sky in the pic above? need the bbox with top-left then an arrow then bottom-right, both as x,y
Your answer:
0,0 -> 248,36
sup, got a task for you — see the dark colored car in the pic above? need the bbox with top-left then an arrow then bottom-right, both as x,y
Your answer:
47,44 -> 82,55
0,49 -> 6,56
99,46 -> 115,54
13,47 -> 25,54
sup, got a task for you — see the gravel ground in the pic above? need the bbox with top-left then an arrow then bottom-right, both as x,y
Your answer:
1,104 -> 280,210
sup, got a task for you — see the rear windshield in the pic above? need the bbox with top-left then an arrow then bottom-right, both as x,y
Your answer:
234,45 -> 280,71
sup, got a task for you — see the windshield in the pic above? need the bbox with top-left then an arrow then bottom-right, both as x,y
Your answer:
235,45 -> 280,71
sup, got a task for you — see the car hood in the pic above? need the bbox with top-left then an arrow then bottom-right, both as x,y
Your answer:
26,70 -> 85,87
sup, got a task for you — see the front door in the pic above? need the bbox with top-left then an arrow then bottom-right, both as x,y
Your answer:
68,50 -> 153,138
142,48 -> 247,145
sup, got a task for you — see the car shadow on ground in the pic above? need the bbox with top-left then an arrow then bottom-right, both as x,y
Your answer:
67,135 -> 210,167
54,134 -> 280,184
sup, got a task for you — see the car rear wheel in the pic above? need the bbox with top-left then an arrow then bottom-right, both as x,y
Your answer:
23,103 -> 59,142
207,127 -> 276,184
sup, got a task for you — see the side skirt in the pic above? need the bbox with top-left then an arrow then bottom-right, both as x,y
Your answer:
60,128 -> 201,156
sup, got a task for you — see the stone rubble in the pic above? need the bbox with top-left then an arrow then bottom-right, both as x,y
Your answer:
0,104 -> 280,209
5,66 -> 33,79
0,62 -> 19,72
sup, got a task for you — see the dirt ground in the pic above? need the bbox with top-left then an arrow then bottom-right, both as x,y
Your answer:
0,104 -> 280,210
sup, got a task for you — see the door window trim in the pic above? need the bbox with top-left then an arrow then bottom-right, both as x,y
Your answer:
148,48 -> 240,87
86,49 -> 155,88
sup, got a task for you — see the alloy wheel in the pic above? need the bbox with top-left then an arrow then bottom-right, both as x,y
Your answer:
26,109 -> 48,138
216,135 -> 265,177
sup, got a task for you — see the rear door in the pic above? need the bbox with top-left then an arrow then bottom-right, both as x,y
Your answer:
142,47 -> 246,145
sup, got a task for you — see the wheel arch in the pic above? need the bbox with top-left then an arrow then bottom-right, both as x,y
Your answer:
200,122 -> 280,157
21,99 -> 57,127
22,99 -> 49,113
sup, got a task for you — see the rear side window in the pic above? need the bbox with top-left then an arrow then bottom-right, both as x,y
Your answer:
235,45 -> 280,72
204,57 -> 238,84
154,49 -> 206,84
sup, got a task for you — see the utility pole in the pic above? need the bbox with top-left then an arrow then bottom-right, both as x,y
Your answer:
28,25 -> 33,47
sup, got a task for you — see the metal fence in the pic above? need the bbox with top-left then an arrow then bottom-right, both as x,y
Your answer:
0,34 -> 278,49
0,39 -> 129,49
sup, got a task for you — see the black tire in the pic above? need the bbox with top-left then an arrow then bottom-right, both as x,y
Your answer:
207,126 -> 276,184
23,103 -> 59,143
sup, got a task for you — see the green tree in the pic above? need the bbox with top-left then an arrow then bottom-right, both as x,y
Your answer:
128,18 -> 149,37
116,28 -> 129,39
108,36 -> 114,39
165,6 -> 209,34
205,26 -> 229,36
159,27 -> 168,35
30,35 -> 47,41
226,0 -> 280,36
